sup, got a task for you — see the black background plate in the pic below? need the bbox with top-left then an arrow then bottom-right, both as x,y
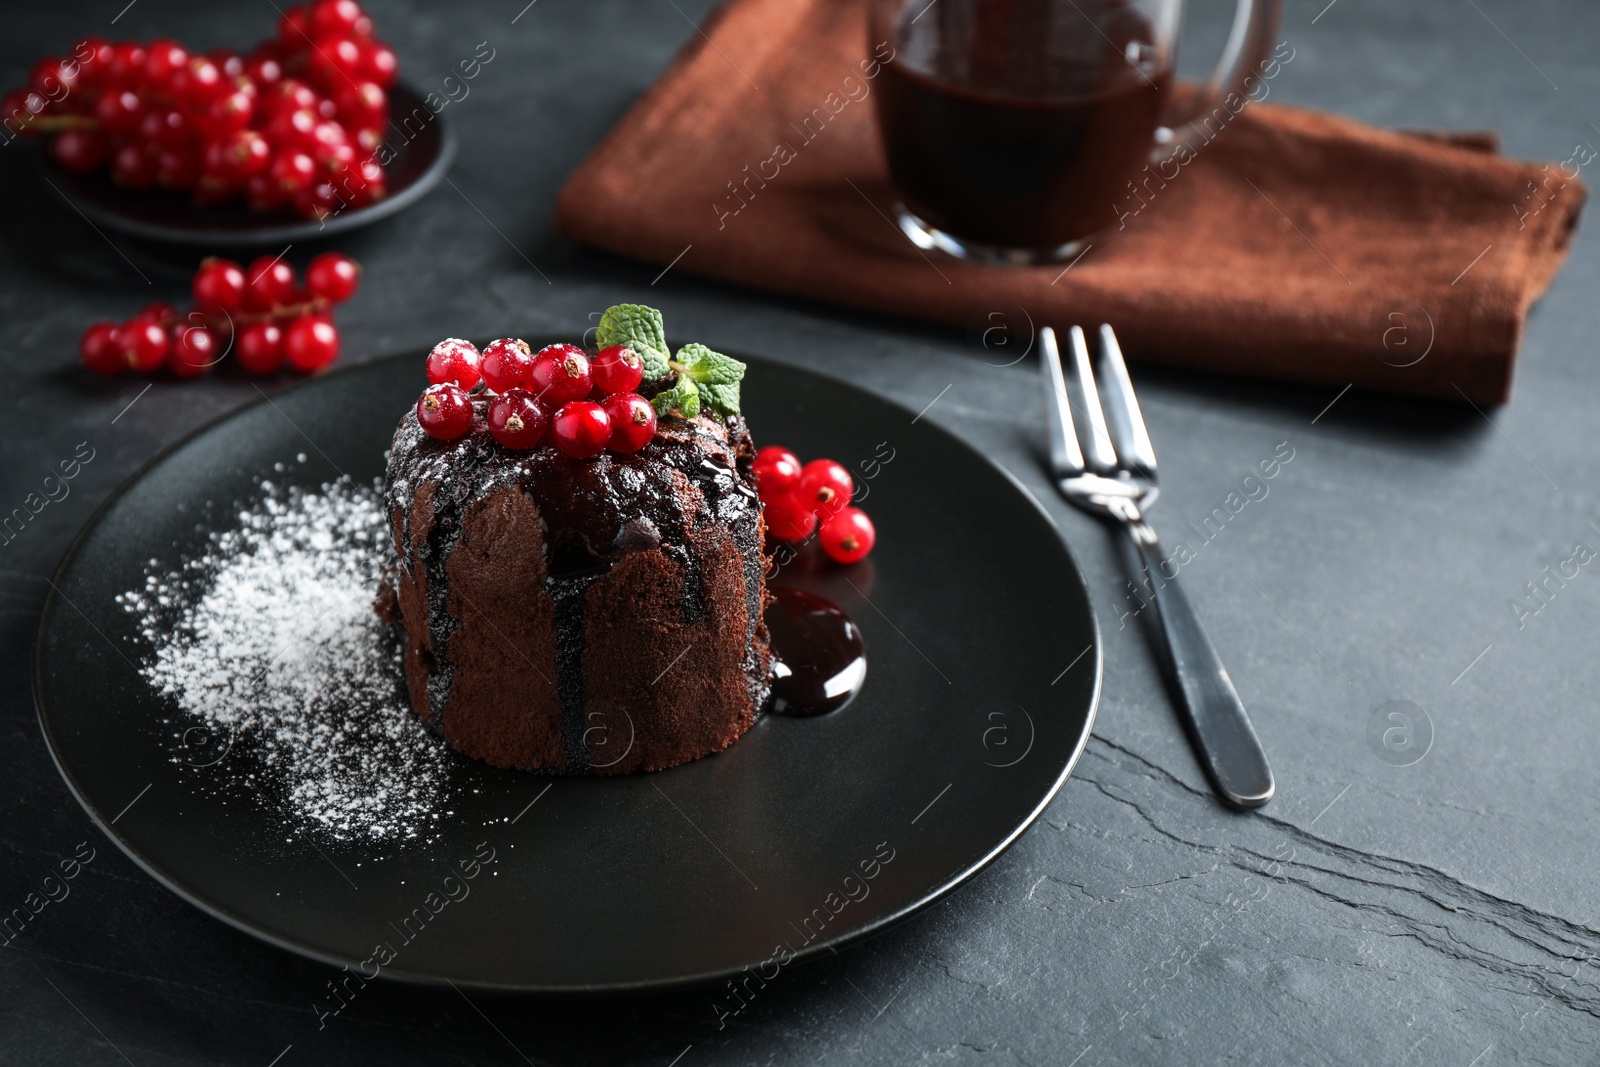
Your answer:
48,83 -> 454,247
35,349 -> 1101,993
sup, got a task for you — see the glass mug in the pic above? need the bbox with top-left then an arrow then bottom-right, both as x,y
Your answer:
868,0 -> 1283,263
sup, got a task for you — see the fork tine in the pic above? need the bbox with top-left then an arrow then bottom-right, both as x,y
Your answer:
1040,327 -> 1085,479
1093,324 -> 1158,481
1067,326 -> 1119,473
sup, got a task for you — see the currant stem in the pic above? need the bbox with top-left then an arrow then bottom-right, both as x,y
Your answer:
25,115 -> 99,133
152,297 -> 332,330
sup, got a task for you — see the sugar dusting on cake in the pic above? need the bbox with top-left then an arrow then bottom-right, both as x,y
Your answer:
117,475 -> 454,844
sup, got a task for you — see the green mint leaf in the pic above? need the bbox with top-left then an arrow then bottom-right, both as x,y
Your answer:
597,304 -> 670,378
696,379 -> 741,417
635,344 -> 670,380
674,343 -> 746,386
596,303 -> 665,352
652,375 -> 700,419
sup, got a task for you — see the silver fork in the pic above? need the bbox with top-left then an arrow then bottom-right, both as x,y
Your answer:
1041,325 -> 1274,808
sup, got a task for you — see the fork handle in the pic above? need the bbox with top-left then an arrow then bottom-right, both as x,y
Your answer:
1125,522 -> 1275,808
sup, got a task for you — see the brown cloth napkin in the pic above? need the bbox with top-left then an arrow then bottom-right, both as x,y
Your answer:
554,0 -> 1586,404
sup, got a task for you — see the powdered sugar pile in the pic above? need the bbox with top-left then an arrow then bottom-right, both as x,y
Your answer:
118,475 -> 454,843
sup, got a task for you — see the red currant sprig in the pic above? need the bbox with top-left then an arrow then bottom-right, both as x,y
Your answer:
755,445 -> 877,565
5,1 -> 396,221
78,250 -> 360,378
412,336 -> 659,460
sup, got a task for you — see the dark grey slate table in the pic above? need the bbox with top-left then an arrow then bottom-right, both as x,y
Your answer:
4,1 -> 1597,1063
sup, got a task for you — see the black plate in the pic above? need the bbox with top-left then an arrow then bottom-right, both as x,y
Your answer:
34,349 -> 1101,993
48,83 -> 454,247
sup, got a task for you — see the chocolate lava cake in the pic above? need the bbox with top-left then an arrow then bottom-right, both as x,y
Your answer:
381,409 -> 771,774
378,315 -> 771,775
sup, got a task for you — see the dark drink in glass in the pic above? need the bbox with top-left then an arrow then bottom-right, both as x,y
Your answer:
868,0 -> 1281,263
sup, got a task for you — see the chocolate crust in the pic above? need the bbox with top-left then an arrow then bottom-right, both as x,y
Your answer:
380,400 -> 771,774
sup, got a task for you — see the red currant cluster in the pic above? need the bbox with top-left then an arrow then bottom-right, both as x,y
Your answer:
79,251 -> 359,377
417,340 -> 660,458
753,447 -> 877,564
4,0 -> 395,219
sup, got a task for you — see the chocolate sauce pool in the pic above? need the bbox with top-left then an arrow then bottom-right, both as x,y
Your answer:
765,587 -> 866,716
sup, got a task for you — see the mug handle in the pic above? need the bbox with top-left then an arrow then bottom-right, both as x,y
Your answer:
1156,0 -> 1284,158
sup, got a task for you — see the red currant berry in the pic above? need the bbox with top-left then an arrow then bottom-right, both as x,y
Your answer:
93,89 -> 144,135
307,119 -> 348,151
278,4 -> 313,42
426,338 -> 481,390
796,458 -> 854,517
245,171 -> 286,211
79,321 -> 123,376
364,41 -> 397,86
218,129 -> 271,179
819,506 -> 876,564
211,50 -> 245,79
487,389 -> 548,449
29,56 -> 77,97
306,36 -> 365,85
168,324 -> 219,379
235,322 -> 285,374
143,39 -> 190,89
305,251 -> 360,302
333,81 -> 385,128
602,393 -> 657,454
49,130 -> 109,173
111,144 -> 158,189
417,383 -> 473,440
73,39 -> 116,85
293,179 -> 342,221
171,56 -> 225,107
193,258 -> 247,313
107,42 -> 148,85
244,255 -> 295,311
764,492 -> 819,543
116,317 -> 169,373
591,344 -> 644,395
263,80 -> 318,118
140,301 -> 178,322
278,3 -> 312,41
140,107 -> 190,148
155,146 -> 202,191
752,445 -> 802,501
480,337 -> 533,393
313,141 -> 357,179
244,53 -> 283,87
283,316 -> 340,372
0,90 -> 41,137
762,444 -> 802,485
310,0 -> 367,37
197,89 -> 253,137
528,344 -> 593,406
271,150 -> 317,196
345,157 -> 386,204
266,105 -> 319,148
551,401 -> 612,458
